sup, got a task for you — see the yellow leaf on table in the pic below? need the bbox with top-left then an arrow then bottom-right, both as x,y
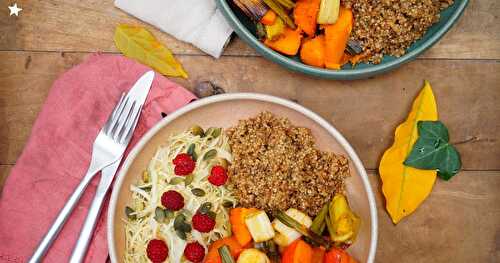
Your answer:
114,24 -> 188,78
379,81 -> 438,224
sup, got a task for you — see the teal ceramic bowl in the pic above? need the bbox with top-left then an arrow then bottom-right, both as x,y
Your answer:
216,0 -> 469,79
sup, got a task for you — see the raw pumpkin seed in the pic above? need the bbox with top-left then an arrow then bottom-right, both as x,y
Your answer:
198,202 -> 213,214
210,128 -> 222,138
189,125 -> 204,137
222,200 -> 234,208
176,229 -> 187,240
174,214 -> 187,230
191,188 -> 206,197
154,207 -> 166,223
187,143 -> 197,161
125,206 -> 136,220
184,174 -> 194,186
203,149 -> 217,161
164,209 -> 174,219
180,222 -> 192,232
207,211 -> 217,220
169,177 -> 184,185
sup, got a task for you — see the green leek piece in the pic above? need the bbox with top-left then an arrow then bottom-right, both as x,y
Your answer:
218,245 -> 236,263
275,0 -> 295,10
310,202 -> 329,235
262,0 -> 296,29
274,211 -> 330,249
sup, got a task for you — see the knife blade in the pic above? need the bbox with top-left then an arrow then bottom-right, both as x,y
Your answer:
69,71 -> 155,263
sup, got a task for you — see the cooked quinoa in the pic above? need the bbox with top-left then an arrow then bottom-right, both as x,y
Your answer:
226,112 -> 350,216
343,0 -> 454,64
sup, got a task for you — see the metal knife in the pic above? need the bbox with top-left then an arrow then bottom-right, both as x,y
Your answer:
69,71 -> 155,263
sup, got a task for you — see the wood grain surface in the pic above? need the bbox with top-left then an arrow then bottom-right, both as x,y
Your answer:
0,0 -> 499,262
0,0 -> 499,59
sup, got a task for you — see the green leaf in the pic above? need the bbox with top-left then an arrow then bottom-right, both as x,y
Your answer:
436,146 -> 461,181
114,24 -> 188,78
404,121 -> 461,180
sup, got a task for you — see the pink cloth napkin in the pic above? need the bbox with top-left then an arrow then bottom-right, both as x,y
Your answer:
0,54 -> 196,262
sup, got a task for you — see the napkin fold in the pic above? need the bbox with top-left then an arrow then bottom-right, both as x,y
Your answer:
0,54 -> 196,262
114,0 -> 234,58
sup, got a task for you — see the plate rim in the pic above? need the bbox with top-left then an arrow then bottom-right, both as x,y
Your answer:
107,93 -> 378,262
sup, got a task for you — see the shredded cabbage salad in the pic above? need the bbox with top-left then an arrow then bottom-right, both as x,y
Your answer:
124,127 -> 236,263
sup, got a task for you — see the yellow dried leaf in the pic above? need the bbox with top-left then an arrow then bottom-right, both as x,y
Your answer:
379,81 -> 438,224
114,24 -> 188,78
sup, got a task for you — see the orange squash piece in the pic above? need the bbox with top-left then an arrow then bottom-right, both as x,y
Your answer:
323,8 -> 353,70
311,246 -> 326,263
261,10 -> 277,25
281,239 -> 312,263
349,51 -> 370,66
205,237 -> 244,263
264,27 -> 302,56
293,0 -> 321,36
323,248 -> 357,263
230,208 -> 259,247
300,35 -> 325,67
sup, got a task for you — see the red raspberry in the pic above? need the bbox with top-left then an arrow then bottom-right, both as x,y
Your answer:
146,239 -> 168,263
208,166 -> 228,186
173,153 -> 195,176
161,190 -> 184,211
191,213 -> 215,233
183,241 -> 205,262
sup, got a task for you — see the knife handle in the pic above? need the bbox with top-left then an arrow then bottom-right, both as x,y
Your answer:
69,161 -> 119,263
69,188 -> 107,263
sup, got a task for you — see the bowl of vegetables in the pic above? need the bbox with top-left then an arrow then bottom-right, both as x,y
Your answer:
216,0 -> 468,79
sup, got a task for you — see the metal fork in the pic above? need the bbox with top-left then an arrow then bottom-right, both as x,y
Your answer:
29,93 -> 141,263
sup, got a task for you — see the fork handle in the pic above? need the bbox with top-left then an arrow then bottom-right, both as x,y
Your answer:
28,168 -> 100,263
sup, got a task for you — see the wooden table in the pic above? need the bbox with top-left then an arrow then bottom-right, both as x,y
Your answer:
1,0 -> 498,262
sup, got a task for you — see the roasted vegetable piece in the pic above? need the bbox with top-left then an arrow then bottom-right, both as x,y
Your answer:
311,246 -> 326,263
293,0 -> 321,36
261,10 -> 277,25
219,245 -> 237,263
237,249 -> 271,263
327,194 -> 361,245
230,208 -> 260,246
206,237 -> 244,263
281,239 -> 312,263
310,202 -> 329,235
323,248 -> 357,263
275,0 -> 295,10
265,17 -> 285,40
317,0 -> 340,24
264,28 -> 302,56
272,208 -> 312,247
324,7 -> 353,69
349,51 -> 370,66
274,210 -> 330,249
245,210 -> 276,242
256,22 -> 267,40
300,35 -> 325,67
233,0 -> 269,21
346,40 -> 363,55
262,0 -> 296,29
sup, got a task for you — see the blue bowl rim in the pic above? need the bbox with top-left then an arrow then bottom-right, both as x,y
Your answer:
216,0 -> 469,80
